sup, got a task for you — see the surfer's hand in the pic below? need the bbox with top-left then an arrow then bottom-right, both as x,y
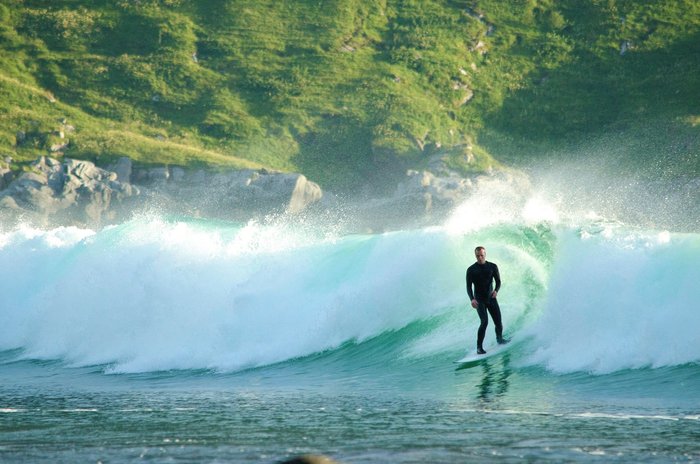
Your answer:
471,299 -> 478,309
491,290 -> 498,298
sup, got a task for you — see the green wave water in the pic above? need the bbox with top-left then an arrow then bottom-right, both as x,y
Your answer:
1,206 -> 699,462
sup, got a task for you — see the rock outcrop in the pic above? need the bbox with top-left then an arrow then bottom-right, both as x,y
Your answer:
0,156 -> 325,227
130,163 -> 324,219
0,154 -> 510,231
0,156 -> 138,226
354,168 -> 476,230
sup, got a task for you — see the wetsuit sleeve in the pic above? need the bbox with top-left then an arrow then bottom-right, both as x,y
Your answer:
466,269 -> 474,300
493,263 -> 501,293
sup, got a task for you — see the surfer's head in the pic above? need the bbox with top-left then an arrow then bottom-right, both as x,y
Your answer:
474,246 -> 486,264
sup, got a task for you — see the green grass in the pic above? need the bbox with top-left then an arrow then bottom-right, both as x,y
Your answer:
0,0 -> 698,189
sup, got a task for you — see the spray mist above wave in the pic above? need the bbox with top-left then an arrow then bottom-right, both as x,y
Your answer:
1,169 -> 695,375
441,171 -> 626,238
524,155 -> 699,232
442,167 -> 692,236
522,227 -> 700,374
441,173 -> 700,373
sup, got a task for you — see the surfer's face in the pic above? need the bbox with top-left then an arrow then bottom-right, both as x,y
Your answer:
475,249 -> 486,264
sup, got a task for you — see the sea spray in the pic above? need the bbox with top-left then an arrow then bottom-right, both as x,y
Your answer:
523,226 -> 700,373
2,172 -> 698,376
0,218 -> 485,372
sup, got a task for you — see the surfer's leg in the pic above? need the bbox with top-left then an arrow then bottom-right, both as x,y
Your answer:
487,299 -> 505,342
476,302 -> 489,351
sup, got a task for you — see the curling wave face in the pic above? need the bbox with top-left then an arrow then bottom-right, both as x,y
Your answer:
1,176 -> 698,375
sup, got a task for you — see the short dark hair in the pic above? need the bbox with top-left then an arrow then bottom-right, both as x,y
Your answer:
474,246 -> 485,254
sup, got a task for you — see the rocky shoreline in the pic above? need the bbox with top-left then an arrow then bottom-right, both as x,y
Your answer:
0,155 -> 518,232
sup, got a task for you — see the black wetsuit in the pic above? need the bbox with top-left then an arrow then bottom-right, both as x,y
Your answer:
466,261 -> 503,349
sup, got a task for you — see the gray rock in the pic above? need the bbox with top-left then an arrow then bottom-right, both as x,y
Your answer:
241,171 -> 323,213
364,169 -> 473,226
0,156 -> 139,226
136,167 -> 323,219
3,151 -> 511,232
106,156 -> 133,183
131,165 -> 174,185
287,174 -> 323,213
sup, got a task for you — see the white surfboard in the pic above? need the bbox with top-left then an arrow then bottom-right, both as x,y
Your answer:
454,340 -> 511,364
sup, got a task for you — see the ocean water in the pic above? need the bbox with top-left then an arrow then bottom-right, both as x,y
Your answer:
1,182 -> 699,463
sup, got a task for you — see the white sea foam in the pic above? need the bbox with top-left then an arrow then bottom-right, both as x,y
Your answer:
0,218 -> 467,373
1,187 -> 698,375
522,228 -> 700,374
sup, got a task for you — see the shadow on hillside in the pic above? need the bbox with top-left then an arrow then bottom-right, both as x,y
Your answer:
484,31 -> 700,145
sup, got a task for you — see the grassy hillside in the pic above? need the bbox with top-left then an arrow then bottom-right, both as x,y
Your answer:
1,0 -> 698,191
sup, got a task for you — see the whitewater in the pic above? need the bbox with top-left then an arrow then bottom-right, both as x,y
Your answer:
1,176 -> 699,463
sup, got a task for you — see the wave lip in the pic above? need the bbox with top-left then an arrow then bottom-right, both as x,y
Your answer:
0,220 -> 480,373
3,212 -> 698,376
523,228 -> 700,374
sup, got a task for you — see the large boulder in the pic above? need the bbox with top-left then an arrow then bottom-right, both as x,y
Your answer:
0,156 -> 139,226
241,170 -> 323,214
394,169 -> 475,212
133,166 -> 323,218
0,155 -> 325,226
106,156 -> 133,183
356,169 -> 475,230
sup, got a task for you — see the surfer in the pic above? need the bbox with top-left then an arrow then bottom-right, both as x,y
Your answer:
466,246 -> 508,354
